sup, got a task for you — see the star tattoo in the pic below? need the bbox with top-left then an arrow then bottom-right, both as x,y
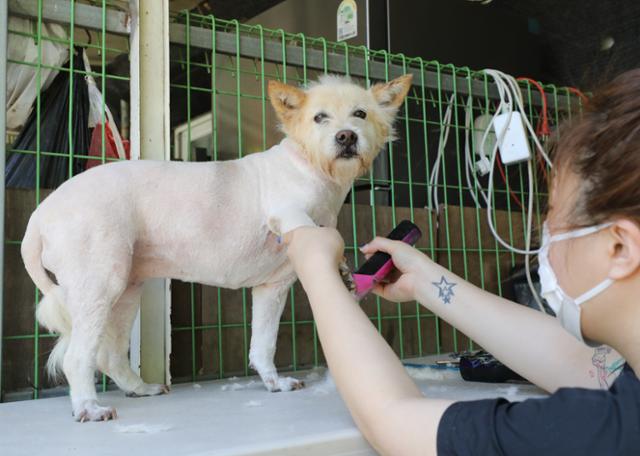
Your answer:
432,276 -> 457,304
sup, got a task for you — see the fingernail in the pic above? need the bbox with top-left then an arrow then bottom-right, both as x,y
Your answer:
358,243 -> 367,249
277,236 -> 282,244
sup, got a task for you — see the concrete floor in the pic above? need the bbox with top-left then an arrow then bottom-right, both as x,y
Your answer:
0,357 -> 547,456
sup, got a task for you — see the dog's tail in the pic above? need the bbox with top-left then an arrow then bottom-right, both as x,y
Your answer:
22,217 -> 72,380
37,289 -> 71,380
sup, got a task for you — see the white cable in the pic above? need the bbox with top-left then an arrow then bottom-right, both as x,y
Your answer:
496,70 -> 550,309
437,69 -> 550,311
525,251 -> 546,312
429,94 -> 456,212
430,95 -> 453,210
493,69 -> 552,167
464,95 -> 482,209
480,69 -> 545,256
470,69 -> 514,208
485,126 -> 539,255
481,69 -> 548,310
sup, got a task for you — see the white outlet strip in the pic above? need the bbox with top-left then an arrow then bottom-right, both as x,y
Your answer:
493,111 -> 532,165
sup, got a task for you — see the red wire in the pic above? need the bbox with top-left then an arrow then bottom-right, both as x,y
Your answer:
516,76 -> 550,183
491,76 -> 568,211
494,77 -> 581,210
517,77 -> 550,137
533,115 -> 549,179
567,86 -> 589,104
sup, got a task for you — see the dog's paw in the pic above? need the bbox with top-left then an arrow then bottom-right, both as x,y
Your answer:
126,383 -> 170,398
339,257 -> 356,294
264,376 -> 305,392
74,400 -> 117,422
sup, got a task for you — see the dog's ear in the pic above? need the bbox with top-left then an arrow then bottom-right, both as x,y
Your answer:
268,80 -> 306,123
371,74 -> 413,109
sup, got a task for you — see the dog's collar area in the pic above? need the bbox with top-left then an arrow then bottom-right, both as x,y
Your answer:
280,138 -> 316,170
279,138 -> 327,179
280,138 -> 303,155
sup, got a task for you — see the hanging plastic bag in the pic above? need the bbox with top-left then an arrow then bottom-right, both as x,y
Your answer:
5,47 -> 90,189
83,49 -> 127,166
86,122 -> 130,169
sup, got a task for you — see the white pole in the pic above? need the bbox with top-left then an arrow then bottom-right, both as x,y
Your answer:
136,0 -> 172,385
128,0 -> 141,376
0,0 -> 8,400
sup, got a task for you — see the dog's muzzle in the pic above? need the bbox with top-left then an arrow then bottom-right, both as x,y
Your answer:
335,129 -> 358,159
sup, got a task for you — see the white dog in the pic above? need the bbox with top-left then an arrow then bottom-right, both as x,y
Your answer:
21,73 -> 412,421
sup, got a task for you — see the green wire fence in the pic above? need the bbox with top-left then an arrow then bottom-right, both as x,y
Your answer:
2,3 -> 583,400
3,0 -> 129,400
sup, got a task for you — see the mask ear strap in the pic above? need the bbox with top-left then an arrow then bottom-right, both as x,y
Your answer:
575,278 -> 614,305
550,222 -> 614,243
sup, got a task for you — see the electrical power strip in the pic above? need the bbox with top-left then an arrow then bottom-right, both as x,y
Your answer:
493,111 -> 532,164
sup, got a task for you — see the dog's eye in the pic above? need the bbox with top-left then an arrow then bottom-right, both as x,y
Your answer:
314,112 -> 328,123
353,109 -> 367,119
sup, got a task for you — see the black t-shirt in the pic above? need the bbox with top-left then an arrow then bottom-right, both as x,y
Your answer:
437,363 -> 640,455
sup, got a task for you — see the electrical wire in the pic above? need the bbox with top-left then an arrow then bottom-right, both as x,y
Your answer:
471,70 -> 552,310
431,69 -> 557,311
567,86 -> 589,104
479,70 -> 551,255
496,155 -> 524,210
517,77 -> 550,138
464,94 -> 483,209
428,94 -> 456,212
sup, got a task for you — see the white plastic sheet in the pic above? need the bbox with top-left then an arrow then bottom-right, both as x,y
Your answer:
6,18 -> 69,133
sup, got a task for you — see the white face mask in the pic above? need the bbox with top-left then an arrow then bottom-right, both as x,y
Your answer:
538,222 -> 614,346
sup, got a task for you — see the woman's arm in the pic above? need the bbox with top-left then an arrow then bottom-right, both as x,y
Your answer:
285,227 -> 453,456
362,236 -> 624,392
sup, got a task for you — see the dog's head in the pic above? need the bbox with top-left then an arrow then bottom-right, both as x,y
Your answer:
268,74 -> 413,184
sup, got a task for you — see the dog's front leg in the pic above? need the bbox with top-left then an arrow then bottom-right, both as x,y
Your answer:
267,207 -> 355,292
249,279 -> 304,392
267,206 -> 316,237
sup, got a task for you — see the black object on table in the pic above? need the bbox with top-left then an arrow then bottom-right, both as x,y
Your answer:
459,350 -> 526,383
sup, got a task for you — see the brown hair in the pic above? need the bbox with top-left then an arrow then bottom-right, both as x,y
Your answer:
551,69 -> 640,227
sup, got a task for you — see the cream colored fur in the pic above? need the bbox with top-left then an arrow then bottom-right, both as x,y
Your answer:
20,74 -> 412,421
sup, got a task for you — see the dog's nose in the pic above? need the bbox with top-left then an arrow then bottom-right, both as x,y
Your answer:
335,130 -> 358,147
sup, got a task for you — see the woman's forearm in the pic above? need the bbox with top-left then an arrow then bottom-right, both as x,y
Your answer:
296,263 -> 450,455
298,265 -> 422,412
412,259 -> 604,391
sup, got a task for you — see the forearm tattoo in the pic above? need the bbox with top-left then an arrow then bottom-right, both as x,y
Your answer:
432,276 -> 457,304
591,346 -> 625,388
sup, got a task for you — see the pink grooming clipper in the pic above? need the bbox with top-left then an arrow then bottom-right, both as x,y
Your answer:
352,220 -> 422,300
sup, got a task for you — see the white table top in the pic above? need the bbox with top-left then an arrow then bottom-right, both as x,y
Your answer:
0,357 -> 547,456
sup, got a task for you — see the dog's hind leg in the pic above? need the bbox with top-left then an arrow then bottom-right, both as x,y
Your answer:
249,279 -> 304,392
63,280 -> 125,422
96,284 -> 169,397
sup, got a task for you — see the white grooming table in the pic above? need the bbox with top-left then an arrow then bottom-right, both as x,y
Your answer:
0,356 -> 547,456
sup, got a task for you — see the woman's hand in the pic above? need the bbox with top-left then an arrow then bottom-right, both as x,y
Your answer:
283,226 -> 345,276
360,237 -> 431,302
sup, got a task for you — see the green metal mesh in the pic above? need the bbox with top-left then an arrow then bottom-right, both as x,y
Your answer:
3,0 -> 128,400
1,5 -> 583,400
